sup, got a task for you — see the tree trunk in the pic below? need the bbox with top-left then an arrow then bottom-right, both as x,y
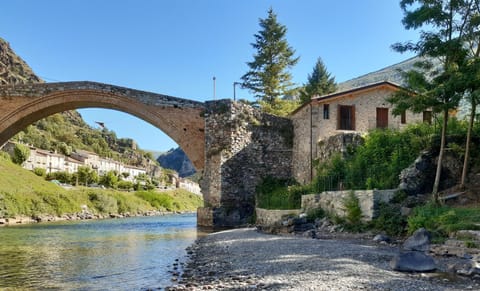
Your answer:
461,100 -> 476,189
432,109 -> 449,202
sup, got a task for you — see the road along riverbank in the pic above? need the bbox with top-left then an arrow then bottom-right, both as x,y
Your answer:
166,228 -> 480,290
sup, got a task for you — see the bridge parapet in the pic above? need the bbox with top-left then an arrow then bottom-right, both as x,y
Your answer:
0,81 -> 205,109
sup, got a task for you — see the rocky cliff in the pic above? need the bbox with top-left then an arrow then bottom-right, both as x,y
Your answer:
0,37 -> 42,85
157,147 -> 196,178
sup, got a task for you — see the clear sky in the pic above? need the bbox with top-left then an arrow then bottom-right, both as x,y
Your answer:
1,0 -> 418,152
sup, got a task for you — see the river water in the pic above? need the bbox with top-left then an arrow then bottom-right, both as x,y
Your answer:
0,213 -> 199,290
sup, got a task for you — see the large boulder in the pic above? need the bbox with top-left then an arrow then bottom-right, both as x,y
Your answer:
403,228 -> 431,252
390,251 -> 436,272
398,151 -> 434,195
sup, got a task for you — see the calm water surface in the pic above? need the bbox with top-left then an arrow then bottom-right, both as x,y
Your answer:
0,214 -> 199,290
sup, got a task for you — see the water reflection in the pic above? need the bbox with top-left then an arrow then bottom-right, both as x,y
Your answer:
0,214 -> 198,289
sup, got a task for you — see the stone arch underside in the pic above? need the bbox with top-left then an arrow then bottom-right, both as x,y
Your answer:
0,82 -> 206,170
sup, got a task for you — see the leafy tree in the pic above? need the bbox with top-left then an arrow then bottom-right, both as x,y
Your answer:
300,57 -> 337,104
100,170 -> 119,189
77,166 -> 98,186
241,8 -> 299,112
459,4 -> 480,188
389,0 -> 476,200
12,143 -> 30,165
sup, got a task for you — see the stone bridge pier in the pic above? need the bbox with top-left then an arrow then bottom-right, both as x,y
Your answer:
198,100 -> 293,227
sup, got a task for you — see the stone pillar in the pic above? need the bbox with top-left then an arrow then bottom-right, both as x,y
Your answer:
198,100 -> 293,228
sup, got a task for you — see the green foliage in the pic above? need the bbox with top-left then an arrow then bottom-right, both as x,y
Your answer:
88,191 -> 118,213
372,202 -> 407,236
46,171 -> 72,184
77,166 -> 98,186
0,151 -> 11,161
258,99 -> 300,117
11,143 -> 30,165
306,207 -> 325,222
313,124 -> 434,191
256,176 -> 310,209
99,171 -> 119,189
117,180 -> 134,190
33,168 -> 46,177
135,191 -> 174,211
300,57 -> 337,104
241,8 -> 299,108
407,203 -> 480,240
343,191 -> 362,224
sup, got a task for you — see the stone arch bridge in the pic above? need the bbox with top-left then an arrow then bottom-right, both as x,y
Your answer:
0,81 -> 293,228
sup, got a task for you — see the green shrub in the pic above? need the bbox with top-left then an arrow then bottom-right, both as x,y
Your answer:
306,207 -> 325,222
0,151 -> 11,161
256,176 -> 310,209
117,180 -> 134,190
372,202 -> 407,236
343,191 -> 362,225
135,191 -> 174,211
33,168 -> 46,177
408,203 -> 480,241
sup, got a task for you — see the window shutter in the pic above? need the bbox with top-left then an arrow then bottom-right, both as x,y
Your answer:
351,105 -> 356,130
337,104 -> 341,129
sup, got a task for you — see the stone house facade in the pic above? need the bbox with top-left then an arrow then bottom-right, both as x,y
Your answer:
291,81 -> 430,184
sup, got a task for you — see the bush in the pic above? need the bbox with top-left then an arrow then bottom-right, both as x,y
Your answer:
343,191 -> 362,225
0,151 -> 11,161
256,176 -> 310,209
407,203 -> 480,241
88,191 -> 118,213
135,191 -> 174,211
371,202 -> 407,236
12,143 -> 30,165
33,168 -> 46,177
117,180 -> 134,190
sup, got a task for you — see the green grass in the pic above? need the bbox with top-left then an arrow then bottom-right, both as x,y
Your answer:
407,203 -> 480,241
0,157 -> 203,218
255,176 -> 310,210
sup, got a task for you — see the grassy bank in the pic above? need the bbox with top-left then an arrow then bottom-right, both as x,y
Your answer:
0,156 -> 203,218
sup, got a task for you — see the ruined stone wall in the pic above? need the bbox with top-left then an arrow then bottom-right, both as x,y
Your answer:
200,100 -> 293,227
302,189 -> 396,221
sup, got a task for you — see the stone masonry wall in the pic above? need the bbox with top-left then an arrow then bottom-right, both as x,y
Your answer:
301,189 -> 396,221
199,100 -> 293,227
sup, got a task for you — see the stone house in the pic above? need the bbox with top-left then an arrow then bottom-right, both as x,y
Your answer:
291,81 -> 431,184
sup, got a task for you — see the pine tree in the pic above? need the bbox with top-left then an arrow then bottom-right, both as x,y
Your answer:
241,8 -> 299,107
300,57 -> 337,104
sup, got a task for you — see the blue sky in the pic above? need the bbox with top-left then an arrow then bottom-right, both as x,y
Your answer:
1,0 -> 418,152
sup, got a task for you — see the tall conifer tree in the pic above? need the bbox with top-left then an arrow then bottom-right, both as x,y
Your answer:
300,57 -> 337,104
241,8 -> 299,107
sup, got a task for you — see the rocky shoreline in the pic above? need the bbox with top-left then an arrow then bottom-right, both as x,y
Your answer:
0,208 -> 192,226
165,228 -> 480,290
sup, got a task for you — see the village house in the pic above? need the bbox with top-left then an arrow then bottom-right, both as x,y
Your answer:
291,81 -> 430,184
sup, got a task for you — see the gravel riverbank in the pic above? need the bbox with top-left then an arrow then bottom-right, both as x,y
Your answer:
166,228 -> 480,290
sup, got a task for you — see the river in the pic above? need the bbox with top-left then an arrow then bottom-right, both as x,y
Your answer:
0,213 -> 199,290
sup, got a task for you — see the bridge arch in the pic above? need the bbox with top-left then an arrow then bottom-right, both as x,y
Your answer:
0,81 -> 206,170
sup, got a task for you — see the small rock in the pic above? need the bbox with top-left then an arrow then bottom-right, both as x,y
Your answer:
403,228 -> 431,251
390,251 -> 436,272
373,234 -> 391,243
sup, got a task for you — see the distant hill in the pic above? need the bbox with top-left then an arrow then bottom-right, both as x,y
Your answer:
337,56 -> 443,91
0,37 -> 160,170
157,147 -> 196,178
